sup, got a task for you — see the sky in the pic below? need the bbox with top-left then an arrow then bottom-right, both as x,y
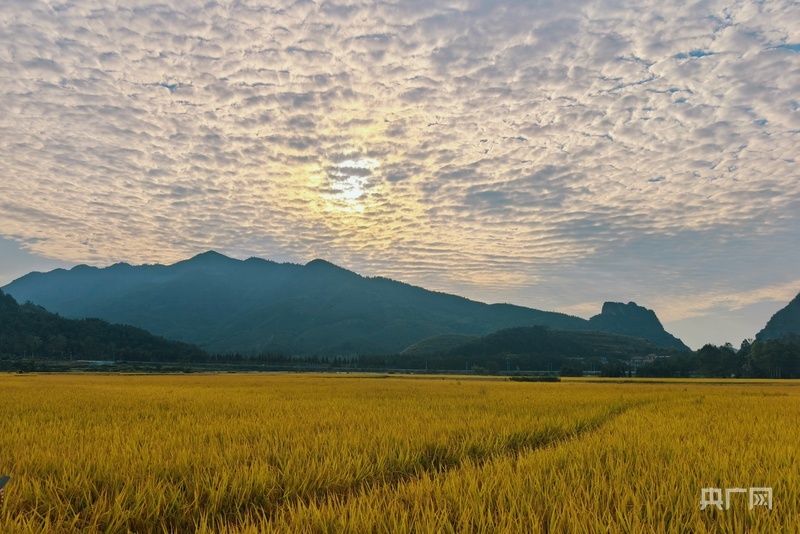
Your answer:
1,0 -> 799,350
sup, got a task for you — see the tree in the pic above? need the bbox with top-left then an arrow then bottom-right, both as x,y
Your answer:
560,361 -> 584,377
744,339 -> 800,378
600,359 -> 629,377
696,344 -> 741,377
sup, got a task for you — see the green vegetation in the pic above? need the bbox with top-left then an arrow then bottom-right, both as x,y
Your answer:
400,333 -> 479,356
450,325 -> 674,359
508,375 -> 561,382
637,338 -> 800,378
0,290 -> 204,365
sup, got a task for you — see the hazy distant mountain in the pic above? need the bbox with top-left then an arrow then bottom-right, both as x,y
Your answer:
756,292 -> 800,341
588,301 -> 690,351
3,251 -> 688,355
0,289 -> 204,361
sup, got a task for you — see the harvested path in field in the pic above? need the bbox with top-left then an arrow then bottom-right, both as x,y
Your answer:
269,397 -> 654,518
267,384 -> 800,533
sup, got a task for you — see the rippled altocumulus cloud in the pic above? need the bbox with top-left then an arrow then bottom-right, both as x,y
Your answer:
1,0 -> 799,344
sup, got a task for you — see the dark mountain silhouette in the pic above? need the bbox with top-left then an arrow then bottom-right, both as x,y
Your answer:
756,292 -> 800,341
3,252 -> 688,355
447,325 -> 676,361
0,289 -> 204,361
401,333 -> 480,356
588,301 -> 690,351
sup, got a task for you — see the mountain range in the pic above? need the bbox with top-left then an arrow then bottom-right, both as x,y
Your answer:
3,251 -> 690,355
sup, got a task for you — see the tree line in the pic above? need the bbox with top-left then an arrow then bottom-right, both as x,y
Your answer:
0,290 -> 203,363
637,337 -> 800,378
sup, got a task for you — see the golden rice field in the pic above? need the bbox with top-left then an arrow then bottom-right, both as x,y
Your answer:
0,374 -> 798,533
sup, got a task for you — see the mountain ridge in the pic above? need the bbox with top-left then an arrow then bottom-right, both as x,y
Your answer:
3,251 -> 689,355
0,289 -> 204,362
589,301 -> 689,351
756,292 -> 800,341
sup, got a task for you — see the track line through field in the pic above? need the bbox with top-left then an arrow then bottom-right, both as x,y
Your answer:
268,397 -> 655,518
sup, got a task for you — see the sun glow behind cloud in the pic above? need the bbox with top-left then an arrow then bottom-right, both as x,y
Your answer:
1,0 -> 799,347
324,158 -> 381,212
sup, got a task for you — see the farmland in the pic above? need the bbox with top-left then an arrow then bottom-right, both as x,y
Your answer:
0,374 -> 798,532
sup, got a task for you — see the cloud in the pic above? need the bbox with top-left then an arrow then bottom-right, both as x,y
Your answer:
1,0 -> 799,336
